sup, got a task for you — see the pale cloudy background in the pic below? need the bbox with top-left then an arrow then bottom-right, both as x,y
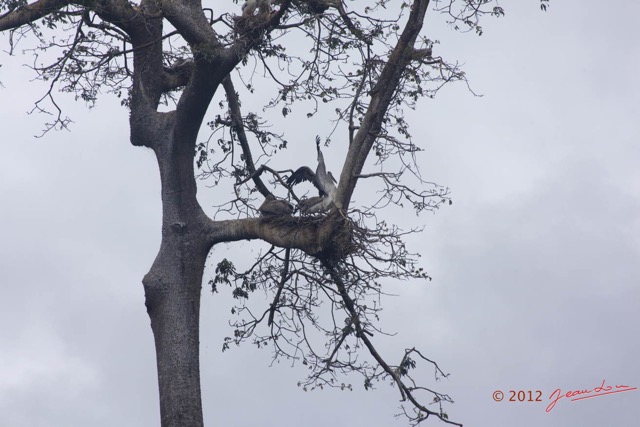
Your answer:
1,1 -> 638,426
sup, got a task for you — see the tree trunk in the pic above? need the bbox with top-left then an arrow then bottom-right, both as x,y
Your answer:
143,248 -> 206,427
142,128 -> 211,427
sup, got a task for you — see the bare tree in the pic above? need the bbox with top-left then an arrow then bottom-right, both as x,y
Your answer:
0,0 -> 548,425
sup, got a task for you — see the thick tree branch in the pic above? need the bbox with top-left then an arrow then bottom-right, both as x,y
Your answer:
158,0 -> 218,47
0,0 -> 69,30
126,4 -> 166,146
0,0 -> 143,35
335,0 -> 430,210
173,58 -> 228,144
203,215 -> 342,256
90,0 -> 142,36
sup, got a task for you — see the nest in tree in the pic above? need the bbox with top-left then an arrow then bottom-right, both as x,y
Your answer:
232,12 -> 274,36
316,215 -> 358,262
260,211 -> 358,260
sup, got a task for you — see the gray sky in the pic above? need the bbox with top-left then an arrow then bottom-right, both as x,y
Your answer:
1,1 -> 639,426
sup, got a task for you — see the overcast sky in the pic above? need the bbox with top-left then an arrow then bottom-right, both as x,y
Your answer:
1,1 -> 639,426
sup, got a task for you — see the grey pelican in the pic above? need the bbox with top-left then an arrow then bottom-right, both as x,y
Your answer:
259,194 -> 293,217
287,137 -> 337,214
242,0 -> 272,16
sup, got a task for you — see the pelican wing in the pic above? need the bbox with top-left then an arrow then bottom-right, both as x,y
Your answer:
287,166 -> 317,187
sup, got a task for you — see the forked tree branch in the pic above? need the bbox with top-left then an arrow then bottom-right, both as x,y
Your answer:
321,259 -> 462,426
173,1 -> 292,144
